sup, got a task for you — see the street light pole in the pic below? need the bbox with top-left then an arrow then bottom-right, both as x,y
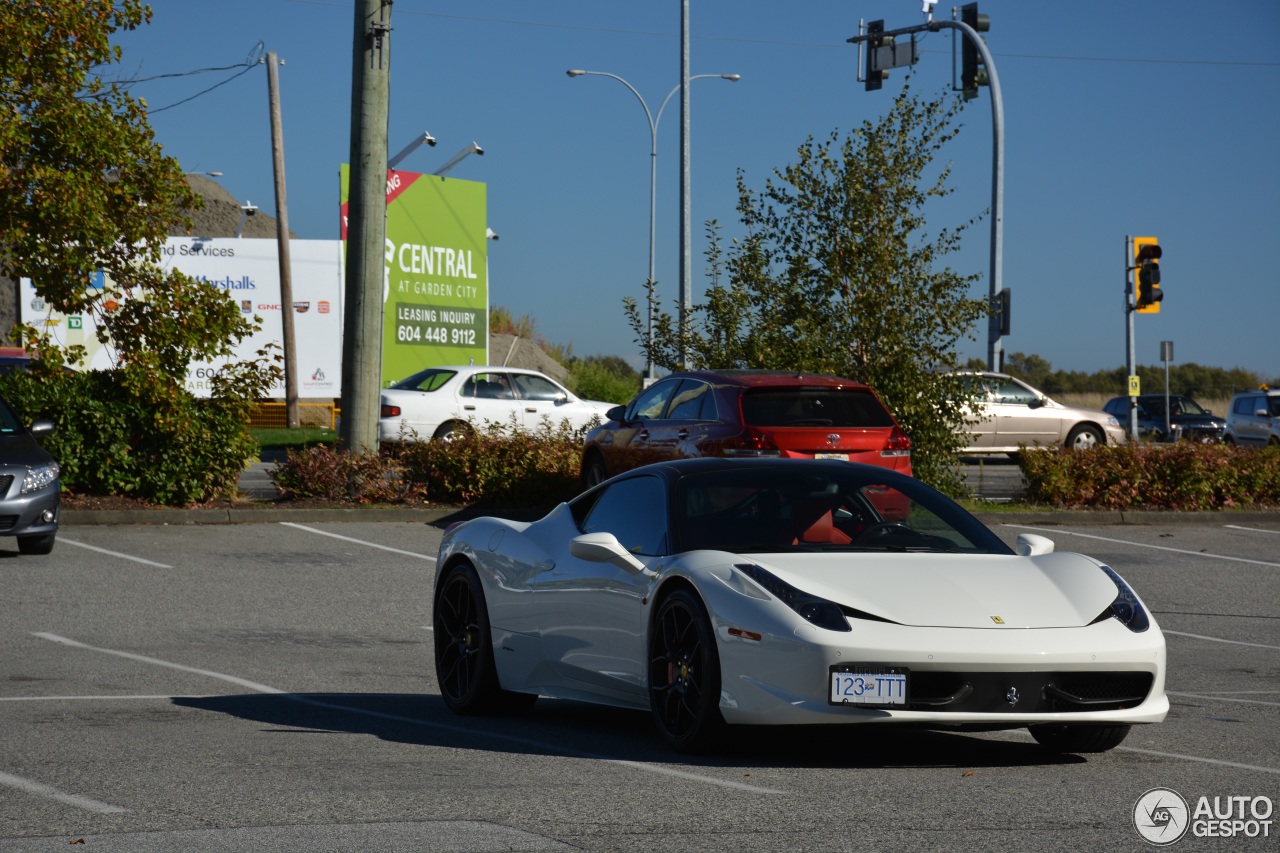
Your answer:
566,69 -> 739,380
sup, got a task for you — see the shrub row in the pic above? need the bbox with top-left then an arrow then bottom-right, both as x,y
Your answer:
270,419 -> 585,508
1,367 -> 258,505
1017,443 -> 1280,511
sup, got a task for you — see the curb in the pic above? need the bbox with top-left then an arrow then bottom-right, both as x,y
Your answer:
973,510 -> 1280,527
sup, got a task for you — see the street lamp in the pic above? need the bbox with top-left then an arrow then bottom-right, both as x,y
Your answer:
186,170 -> 224,177
566,69 -> 740,380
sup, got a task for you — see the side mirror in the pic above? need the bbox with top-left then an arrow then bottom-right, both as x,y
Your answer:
553,392 -> 568,405
1027,398 -> 1045,409
606,405 -> 626,422
1015,533 -> 1055,557
569,532 -> 653,576
1256,408 -> 1270,418
29,419 -> 55,437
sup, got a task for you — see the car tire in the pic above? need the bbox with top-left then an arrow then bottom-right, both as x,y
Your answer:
17,533 -> 55,555
433,421 -> 471,443
582,453 -> 608,488
1065,424 -> 1104,451
433,560 -> 537,716
1028,723 -> 1131,753
648,588 -> 724,753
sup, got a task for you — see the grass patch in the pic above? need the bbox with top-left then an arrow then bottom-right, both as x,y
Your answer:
250,426 -> 338,451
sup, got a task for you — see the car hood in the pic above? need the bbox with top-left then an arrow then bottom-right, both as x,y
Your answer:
745,551 -> 1118,629
0,433 -> 56,468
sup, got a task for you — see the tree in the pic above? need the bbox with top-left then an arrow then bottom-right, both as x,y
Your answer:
627,84 -> 988,493
0,1 -> 278,503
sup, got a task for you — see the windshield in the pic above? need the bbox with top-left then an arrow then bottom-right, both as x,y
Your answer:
674,466 -> 1012,555
1145,396 -> 1208,417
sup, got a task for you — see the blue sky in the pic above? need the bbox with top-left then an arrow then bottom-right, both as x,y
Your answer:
113,1 -> 1279,379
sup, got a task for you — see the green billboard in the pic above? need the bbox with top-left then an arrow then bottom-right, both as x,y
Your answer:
340,166 -> 488,385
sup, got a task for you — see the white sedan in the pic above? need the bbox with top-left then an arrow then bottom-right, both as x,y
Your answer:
378,365 -> 613,442
433,458 -> 1167,754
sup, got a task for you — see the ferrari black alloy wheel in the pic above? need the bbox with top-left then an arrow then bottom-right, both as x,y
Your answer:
648,588 -> 724,752
1028,723 -> 1131,753
433,561 -> 536,715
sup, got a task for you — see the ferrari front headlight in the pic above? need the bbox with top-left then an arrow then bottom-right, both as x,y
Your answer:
22,462 -> 59,495
734,563 -> 851,632
1095,565 -> 1150,633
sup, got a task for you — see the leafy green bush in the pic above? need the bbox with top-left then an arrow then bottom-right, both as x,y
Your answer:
569,356 -> 641,405
0,365 -> 264,505
1018,443 -> 1280,510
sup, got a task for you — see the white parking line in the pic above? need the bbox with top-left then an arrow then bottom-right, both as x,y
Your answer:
278,522 -> 437,561
1225,524 -> 1280,535
1162,629 -> 1280,651
33,633 -> 785,796
33,633 -> 285,694
988,731 -> 1280,776
0,770 -> 126,814
57,538 -> 172,568
1003,524 -> 1280,568
1168,692 -> 1280,708
1117,747 -> 1280,776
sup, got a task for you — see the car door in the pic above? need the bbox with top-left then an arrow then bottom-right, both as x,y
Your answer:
526,474 -> 666,703
602,378 -> 682,472
509,372 -> 577,431
991,377 -> 1060,447
456,370 -> 519,430
1234,394 -> 1265,445
646,378 -> 719,460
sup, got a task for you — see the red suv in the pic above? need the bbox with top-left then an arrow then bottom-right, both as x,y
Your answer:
580,370 -> 911,485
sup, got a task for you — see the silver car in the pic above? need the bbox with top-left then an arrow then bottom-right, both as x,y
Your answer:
954,371 -> 1127,453
0,394 -> 60,554
1223,388 -> 1280,447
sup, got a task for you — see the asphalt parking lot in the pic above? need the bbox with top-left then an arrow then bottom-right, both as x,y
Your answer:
2,516 -> 1278,851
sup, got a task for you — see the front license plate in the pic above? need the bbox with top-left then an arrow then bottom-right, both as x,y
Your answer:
829,666 -> 908,706
814,452 -> 849,460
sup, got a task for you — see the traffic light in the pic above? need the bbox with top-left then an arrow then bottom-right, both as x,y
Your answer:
960,3 -> 990,101
865,20 -> 890,91
1134,236 -> 1163,313
994,288 -> 1011,336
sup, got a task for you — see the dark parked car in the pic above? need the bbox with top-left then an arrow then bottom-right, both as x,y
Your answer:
580,370 -> 911,486
1102,394 -> 1225,443
0,394 -> 60,554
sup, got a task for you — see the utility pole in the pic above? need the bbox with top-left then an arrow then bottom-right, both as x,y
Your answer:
340,0 -> 392,452
266,51 -> 299,428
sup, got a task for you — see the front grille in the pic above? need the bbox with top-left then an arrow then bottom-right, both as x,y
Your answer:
0,474 -> 13,495
905,671 -> 1153,713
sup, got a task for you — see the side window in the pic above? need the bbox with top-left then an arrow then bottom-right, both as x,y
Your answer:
513,373 -> 566,401
463,372 -> 514,400
1234,395 -> 1257,415
996,380 -> 1037,405
626,380 -> 678,421
666,380 -> 715,420
581,475 -> 668,556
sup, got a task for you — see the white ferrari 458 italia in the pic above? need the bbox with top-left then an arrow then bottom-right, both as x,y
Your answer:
433,458 -> 1167,753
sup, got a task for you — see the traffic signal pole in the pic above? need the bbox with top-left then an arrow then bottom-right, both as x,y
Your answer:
1125,235 -> 1139,441
850,16 -> 1004,370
